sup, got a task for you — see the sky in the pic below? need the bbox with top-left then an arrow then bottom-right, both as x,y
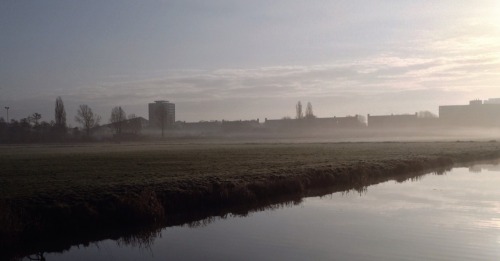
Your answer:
1,0 -> 500,124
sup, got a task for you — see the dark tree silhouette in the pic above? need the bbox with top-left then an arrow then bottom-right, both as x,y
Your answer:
75,104 -> 101,137
29,113 -> 42,126
0,117 -> 7,143
54,96 -> 67,137
110,106 -> 126,135
305,102 -> 315,119
417,111 -> 437,118
296,101 -> 303,120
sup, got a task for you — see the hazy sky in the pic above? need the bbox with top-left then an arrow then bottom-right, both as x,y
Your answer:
1,1 -> 500,124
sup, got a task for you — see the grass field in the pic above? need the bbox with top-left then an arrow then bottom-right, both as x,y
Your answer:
2,140 -> 500,259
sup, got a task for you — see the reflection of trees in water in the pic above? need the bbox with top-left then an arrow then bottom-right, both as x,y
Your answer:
468,162 -> 500,173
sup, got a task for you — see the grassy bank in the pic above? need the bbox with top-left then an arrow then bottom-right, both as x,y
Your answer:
1,141 -> 500,259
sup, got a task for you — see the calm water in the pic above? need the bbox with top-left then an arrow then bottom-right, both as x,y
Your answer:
28,164 -> 500,260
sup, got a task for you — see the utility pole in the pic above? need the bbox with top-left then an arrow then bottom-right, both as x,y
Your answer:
4,107 -> 9,122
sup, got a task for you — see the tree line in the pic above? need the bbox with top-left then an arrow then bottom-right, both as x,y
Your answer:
0,97 -> 131,143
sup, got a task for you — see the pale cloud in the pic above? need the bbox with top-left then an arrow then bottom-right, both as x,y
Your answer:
15,24 -> 500,122
66,47 -> 499,106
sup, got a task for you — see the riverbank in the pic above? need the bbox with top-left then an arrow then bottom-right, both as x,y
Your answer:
2,141 -> 500,259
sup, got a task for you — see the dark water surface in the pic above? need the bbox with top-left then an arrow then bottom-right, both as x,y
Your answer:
26,164 -> 500,260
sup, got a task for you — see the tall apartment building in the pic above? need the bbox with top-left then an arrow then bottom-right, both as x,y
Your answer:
148,100 -> 175,129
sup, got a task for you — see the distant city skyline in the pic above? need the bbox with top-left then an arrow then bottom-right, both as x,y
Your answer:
1,1 -> 500,124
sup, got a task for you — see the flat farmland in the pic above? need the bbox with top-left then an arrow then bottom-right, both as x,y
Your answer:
1,141 -> 500,200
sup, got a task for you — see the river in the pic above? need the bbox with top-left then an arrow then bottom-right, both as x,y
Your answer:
24,163 -> 500,260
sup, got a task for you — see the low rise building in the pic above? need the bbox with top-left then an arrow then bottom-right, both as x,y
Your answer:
367,113 -> 419,128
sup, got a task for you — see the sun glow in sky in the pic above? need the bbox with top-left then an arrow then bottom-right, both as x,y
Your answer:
1,1 -> 500,123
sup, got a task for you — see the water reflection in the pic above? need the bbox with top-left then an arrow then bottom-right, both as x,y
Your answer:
469,164 -> 500,173
20,160 -> 500,261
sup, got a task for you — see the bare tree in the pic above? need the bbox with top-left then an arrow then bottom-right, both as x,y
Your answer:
110,106 -> 126,135
417,111 -> 437,118
75,104 -> 101,137
28,113 -> 42,126
296,101 -> 303,120
305,102 -> 315,119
